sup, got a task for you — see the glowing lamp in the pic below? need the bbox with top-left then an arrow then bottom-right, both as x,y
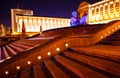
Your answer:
16,66 -> 20,70
27,61 -> 31,65
47,52 -> 51,56
100,36 -> 103,39
37,56 -> 41,60
56,48 -> 60,51
65,43 -> 69,47
5,71 -> 9,75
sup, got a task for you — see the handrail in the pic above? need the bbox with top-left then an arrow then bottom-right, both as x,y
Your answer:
90,20 -> 120,44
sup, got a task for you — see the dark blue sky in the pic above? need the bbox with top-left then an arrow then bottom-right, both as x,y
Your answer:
0,0 -> 99,27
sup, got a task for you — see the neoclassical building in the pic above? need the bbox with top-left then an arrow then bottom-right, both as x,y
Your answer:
11,9 -> 70,34
11,0 -> 120,34
78,0 -> 120,24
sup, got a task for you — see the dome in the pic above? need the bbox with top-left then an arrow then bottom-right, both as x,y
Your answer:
77,1 -> 90,18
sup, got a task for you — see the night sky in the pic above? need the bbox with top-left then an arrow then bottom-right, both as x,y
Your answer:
0,0 -> 99,27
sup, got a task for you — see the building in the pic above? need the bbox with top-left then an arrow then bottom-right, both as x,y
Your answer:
0,24 -> 11,37
11,9 -> 33,34
77,0 -> 120,24
16,15 -> 70,32
11,0 -> 120,35
11,9 -> 70,34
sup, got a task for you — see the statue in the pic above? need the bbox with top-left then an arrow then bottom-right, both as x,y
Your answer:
70,11 -> 80,26
79,13 -> 88,25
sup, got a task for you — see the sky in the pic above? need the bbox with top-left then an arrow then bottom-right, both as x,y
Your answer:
0,0 -> 99,27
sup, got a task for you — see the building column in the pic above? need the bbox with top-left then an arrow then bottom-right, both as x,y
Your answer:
88,4 -> 91,23
109,1 -> 114,19
108,2 -> 110,19
92,7 -> 95,22
119,0 -> 120,15
98,6 -> 101,21
119,0 -> 120,17
113,1 -> 116,18
94,7 -> 97,22
95,6 -> 100,21
37,18 -> 39,32
103,4 -> 105,20
99,5 -> 103,21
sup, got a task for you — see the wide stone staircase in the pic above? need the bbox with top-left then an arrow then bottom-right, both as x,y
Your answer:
0,21 -> 120,78
0,24 -> 99,63
0,37 -> 56,63
97,30 -> 120,46
8,48 -> 119,78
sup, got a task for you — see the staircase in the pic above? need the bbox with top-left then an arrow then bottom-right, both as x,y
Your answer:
0,21 -> 120,78
4,48 -> 120,78
97,30 -> 120,46
0,37 -> 56,63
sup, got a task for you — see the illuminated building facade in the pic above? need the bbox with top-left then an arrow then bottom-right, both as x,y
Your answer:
11,9 -> 33,34
11,0 -> 120,34
16,16 -> 70,33
78,0 -> 120,24
0,24 -> 5,37
0,24 -> 11,37
11,9 -> 70,34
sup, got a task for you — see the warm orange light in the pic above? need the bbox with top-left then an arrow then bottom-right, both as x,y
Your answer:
37,56 -> 41,60
119,26 -> 120,28
56,48 -> 60,51
16,66 -> 20,70
115,27 -> 118,29
12,32 -> 18,35
5,71 -> 9,75
100,36 -> 103,39
112,29 -> 114,32
47,52 -> 51,56
65,43 -> 69,47
104,33 -> 107,36
27,61 -> 31,65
